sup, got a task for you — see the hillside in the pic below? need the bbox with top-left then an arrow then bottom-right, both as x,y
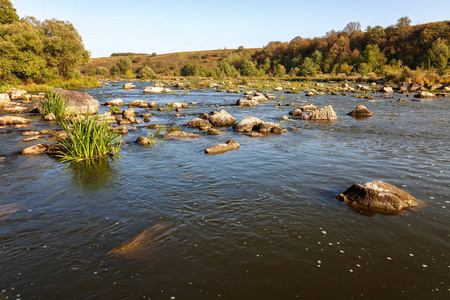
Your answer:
80,48 -> 261,76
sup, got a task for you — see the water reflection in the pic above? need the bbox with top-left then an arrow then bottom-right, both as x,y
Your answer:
64,158 -> 118,191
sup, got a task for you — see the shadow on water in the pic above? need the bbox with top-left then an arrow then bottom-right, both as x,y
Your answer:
63,157 -> 118,191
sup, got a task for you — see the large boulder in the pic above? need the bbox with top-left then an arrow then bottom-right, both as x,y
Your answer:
336,181 -> 418,213
52,88 -> 99,115
414,91 -> 436,98
347,105 -> 373,117
205,140 -> 240,155
0,116 -> 32,126
209,110 -> 236,127
302,105 -> 337,121
234,117 -> 263,132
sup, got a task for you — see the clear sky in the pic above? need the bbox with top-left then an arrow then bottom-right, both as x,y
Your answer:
11,0 -> 450,58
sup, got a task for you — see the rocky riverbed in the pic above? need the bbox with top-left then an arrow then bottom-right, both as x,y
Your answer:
0,80 -> 449,299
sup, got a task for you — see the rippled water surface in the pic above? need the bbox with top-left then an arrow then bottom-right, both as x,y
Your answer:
1,82 -> 449,299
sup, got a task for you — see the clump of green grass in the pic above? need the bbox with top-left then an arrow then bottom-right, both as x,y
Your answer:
37,91 -> 67,119
56,114 -> 122,162
109,105 -> 121,114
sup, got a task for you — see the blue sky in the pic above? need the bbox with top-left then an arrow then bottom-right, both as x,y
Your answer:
12,0 -> 450,58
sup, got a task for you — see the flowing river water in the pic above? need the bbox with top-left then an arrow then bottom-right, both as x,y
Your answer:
0,81 -> 449,299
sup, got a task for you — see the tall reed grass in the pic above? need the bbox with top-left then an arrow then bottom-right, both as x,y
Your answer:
37,91 -> 67,119
56,115 -> 121,162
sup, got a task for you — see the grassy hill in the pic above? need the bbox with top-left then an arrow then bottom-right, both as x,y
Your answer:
80,48 -> 261,76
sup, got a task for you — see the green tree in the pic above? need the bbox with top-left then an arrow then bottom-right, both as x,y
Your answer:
311,50 -> 323,66
217,61 -> 232,76
427,38 -> 449,70
263,57 -> 271,74
180,62 -> 199,76
239,58 -> 257,76
115,57 -> 132,74
109,64 -> 120,76
39,19 -> 90,78
298,57 -> 319,76
139,66 -> 156,79
0,21 -> 47,81
0,0 -> 19,24
275,64 -> 286,77
361,44 -> 386,70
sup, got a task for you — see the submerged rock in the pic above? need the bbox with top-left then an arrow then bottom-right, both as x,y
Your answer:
52,88 -> 99,115
209,110 -> 236,127
0,203 -> 19,218
336,181 -> 418,213
107,223 -> 172,257
302,105 -> 337,121
347,105 -> 373,117
0,116 -> 32,126
205,140 -> 240,155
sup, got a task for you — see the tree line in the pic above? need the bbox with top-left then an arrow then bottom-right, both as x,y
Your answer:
0,0 -> 89,83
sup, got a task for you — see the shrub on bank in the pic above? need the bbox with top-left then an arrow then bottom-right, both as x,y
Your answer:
139,66 -> 157,79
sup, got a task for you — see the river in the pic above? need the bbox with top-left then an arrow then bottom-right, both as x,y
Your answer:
0,81 -> 449,299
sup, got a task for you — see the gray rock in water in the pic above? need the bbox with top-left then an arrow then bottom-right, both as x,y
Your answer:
336,181 -> 418,214
347,105 -> 373,117
414,91 -> 436,98
136,136 -> 151,145
52,88 -> 99,115
205,140 -> 240,155
209,110 -> 236,127
302,105 -> 337,121
0,116 -> 32,125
